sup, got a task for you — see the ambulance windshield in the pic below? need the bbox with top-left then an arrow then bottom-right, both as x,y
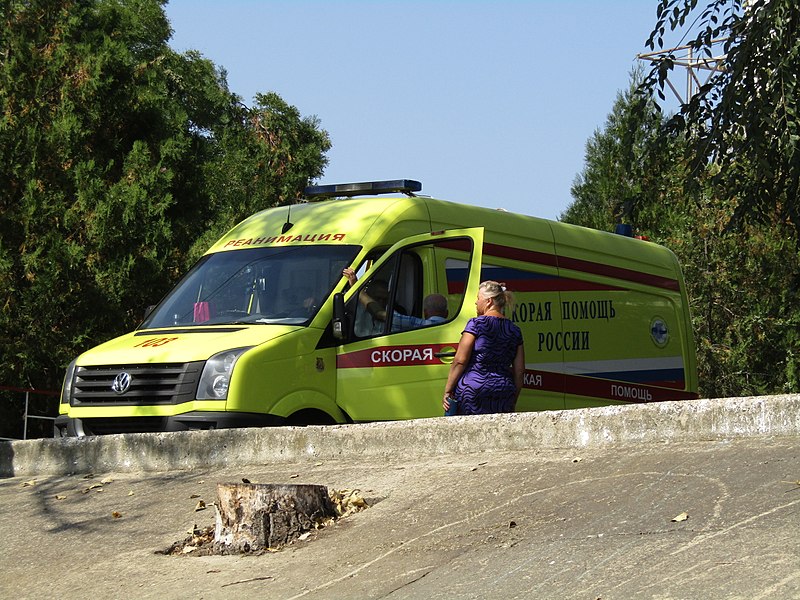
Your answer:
140,245 -> 360,328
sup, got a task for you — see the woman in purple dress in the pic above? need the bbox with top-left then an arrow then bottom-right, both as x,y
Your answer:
443,281 -> 525,415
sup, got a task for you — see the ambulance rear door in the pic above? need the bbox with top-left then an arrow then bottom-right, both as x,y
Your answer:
335,228 -> 484,421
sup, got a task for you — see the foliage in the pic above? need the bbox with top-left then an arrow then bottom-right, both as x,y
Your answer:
563,69 -> 687,233
668,190 -> 800,397
563,67 -> 800,398
641,0 -> 800,235
637,0 -> 800,395
0,0 -> 331,397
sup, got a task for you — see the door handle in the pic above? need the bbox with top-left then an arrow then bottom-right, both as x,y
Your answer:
434,350 -> 456,361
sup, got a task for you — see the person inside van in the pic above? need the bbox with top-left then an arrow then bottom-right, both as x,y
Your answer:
283,287 -> 318,318
343,270 -> 390,336
342,268 -> 448,332
391,294 -> 448,331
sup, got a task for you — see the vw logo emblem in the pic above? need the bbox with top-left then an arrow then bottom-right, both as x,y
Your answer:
111,371 -> 132,395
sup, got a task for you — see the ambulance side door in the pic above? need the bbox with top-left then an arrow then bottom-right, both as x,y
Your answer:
335,228 -> 484,421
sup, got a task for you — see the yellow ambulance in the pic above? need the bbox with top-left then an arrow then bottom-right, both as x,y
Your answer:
55,180 -> 698,436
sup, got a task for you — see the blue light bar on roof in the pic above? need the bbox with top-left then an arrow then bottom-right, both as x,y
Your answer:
304,179 -> 422,200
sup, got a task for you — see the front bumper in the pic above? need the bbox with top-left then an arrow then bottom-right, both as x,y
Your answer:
53,411 -> 285,437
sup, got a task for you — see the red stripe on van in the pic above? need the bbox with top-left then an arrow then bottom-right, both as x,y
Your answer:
516,369 -> 696,402
522,369 -> 565,394
483,243 -> 558,268
563,372 -> 697,402
337,344 -> 457,369
556,256 -> 681,291
482,242 -> 681,292
437,239 -> 473,252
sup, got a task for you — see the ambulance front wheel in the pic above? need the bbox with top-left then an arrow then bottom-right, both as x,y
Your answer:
285,409 -> 340,426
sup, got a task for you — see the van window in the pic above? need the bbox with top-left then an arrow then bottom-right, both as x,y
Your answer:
349,238 -> 472,338
141,245 -> 360,328
352,258 -> 395,337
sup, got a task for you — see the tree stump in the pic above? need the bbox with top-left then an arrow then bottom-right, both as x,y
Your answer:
213,483 -> 335,553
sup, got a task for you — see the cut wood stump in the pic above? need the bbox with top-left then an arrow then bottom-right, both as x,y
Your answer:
213,483 -> 335,553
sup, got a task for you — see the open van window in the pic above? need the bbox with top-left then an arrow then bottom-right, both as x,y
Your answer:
141,245 -> 360,328
348,238 -> 471,338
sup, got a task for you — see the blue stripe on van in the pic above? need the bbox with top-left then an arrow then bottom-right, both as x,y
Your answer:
583,368 -> 686,387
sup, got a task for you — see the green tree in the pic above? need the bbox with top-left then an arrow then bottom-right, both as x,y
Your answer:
637,0 -> 800,396
563,70 -> 687,233
673,190 -> 800,397
190,91 -> 330,259
642,0 -> 800,234
564,67 -> 800,398
0,0 -> 330,403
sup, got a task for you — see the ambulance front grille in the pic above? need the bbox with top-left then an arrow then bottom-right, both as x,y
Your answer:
70,362 -> 204,406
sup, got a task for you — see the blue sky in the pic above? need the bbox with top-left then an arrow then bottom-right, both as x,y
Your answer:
165,1 -> 678,222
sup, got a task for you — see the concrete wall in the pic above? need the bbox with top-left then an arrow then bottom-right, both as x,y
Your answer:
2,394 -> 798,477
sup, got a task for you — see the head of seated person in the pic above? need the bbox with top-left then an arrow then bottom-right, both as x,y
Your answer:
423,293 -> 448,321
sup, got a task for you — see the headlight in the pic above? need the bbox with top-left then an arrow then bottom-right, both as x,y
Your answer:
196,347 -> 253,400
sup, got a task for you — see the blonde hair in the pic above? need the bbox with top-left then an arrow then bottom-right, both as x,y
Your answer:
479,280 -> 514,314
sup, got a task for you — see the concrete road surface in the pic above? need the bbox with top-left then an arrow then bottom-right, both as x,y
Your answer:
1,395 -> 799,599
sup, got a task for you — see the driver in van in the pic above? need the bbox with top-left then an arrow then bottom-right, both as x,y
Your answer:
342,268 -> 448,332
342,269 -> 389,335
284,287 -> 318,317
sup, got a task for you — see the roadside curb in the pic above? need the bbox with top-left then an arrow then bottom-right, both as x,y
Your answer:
2,394 -> 798,477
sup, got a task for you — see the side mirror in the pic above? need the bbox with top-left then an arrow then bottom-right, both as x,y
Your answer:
143,305 -> 156,320
332,293 -> 348,340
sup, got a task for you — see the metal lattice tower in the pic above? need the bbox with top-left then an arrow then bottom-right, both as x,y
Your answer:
637,39 -> 727,104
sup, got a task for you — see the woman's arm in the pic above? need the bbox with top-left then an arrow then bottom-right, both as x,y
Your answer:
443,331 -> 475,411
512,343 -> 525,400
